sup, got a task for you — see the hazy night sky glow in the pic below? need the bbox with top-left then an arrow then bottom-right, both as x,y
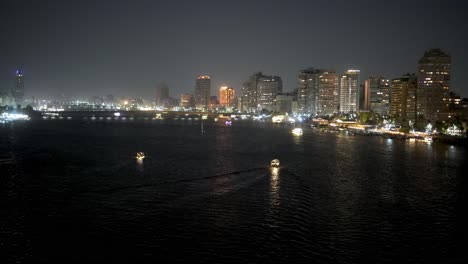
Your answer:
1,0 -> 467,99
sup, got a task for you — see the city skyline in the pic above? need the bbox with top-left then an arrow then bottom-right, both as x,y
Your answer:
1,0 -> 467,99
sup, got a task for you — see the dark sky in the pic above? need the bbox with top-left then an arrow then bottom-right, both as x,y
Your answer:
1,0 -> 468,99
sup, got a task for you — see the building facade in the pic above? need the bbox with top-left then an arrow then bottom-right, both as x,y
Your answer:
417,49 -> 451,122
180,93 -> 195,109
339,70 -> 360,113
275,92 -> 296,114
316,70 -> 339,116
366,76 -> 391,116
155,82 -> 169,106
219,86 -> 235,107
241,72 -> 282,113
297,68 -> 319,115
195,75 -> 211,110
12,70 -> 24,105
390,74 -> 418,125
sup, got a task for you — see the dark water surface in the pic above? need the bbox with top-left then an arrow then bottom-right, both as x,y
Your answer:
1,119 -> 467,263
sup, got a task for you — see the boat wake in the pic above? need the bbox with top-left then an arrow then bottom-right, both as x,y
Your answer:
78,167 -> 267,195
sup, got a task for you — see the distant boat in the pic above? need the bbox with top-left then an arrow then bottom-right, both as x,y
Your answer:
270,159 -> 280,168
292,127 -> 303,135
136,152 -> 145,160
225,120 -> 232,126
424,136 -> 433,143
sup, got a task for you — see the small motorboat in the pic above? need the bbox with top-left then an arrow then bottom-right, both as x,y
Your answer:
136,152 -> 145,160
292,127 -> 303,135
270,159 -> 280,168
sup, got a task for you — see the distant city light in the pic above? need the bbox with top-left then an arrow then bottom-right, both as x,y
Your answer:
0,113 -> 30,121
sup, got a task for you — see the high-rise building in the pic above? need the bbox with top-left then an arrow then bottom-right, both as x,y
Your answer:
258,75 -> 282,111
340,70 -> 360,113
155,82 -> 169,106
417,49 -> 451,122
275,92 -> 296,114
361,83 -> 369,111
241,72 -> 282,112
195,75 -> 211,110
297,68 -> 319,115
180,93 -> 195,108
381,79 -> 391,116
316,70 -> 339,116
366,76 -> 391,116
12,69 -> 25,105
241,77 -> 257,113
219,86 -> 235,107
390,74 -> 417,125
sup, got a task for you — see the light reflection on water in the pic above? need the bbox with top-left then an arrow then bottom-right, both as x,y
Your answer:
269,167 -> 280,208
136,158 -> 144,173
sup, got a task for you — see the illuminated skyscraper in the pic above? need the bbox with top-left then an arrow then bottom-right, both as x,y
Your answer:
195,75 -> 211,110
257,75 -> 282,111
12,69 -> 25,104
219,86 -> 235,107
366,76 -> 391,116
417,49 -> 451,122
180,93 -> 195,108
241,72 -> 282,112
339,70 -> 360,113
297,68 -> 319,115
316,70 -> 339,116
390,74 -> 417,125
361,83 -> 369,111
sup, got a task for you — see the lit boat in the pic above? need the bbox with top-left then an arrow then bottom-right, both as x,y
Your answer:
225,120 -> 232,126
272,115 -> 285,123
424,136 -> 433,142
136,152 -> 145,160
292,127 -> 303,135
270,159 -> 280,168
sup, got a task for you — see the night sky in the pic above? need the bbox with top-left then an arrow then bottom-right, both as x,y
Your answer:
1,0 -> 467,99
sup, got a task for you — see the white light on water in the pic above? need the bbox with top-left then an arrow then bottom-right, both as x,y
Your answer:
0,113 -> 30,121
292,128 -> 303,135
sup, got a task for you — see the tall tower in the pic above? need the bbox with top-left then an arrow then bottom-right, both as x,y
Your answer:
13,69 -> 25,105
257,75 -> 282,112
195,75 -> 211,110
219,86 -> 235,107
339,70 -> 360,113
366,76 -> 391,116
241,72 -> 282,113
297,68 -> 319,115
417,49 -> 451,122
390,74 -> 417,125
155,82 -> 169,106
316,70 -> 339,116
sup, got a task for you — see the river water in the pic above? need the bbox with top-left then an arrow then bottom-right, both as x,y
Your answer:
1,119 -> 467,263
